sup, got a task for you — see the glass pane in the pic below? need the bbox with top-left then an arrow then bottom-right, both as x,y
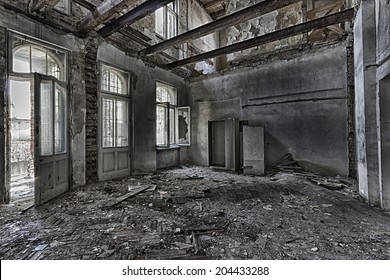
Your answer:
13,46 -> 30,73
31,47 -> 47,75
167,10 -> 177,39
101,67 -> 127,95
155,7 -> 164,37
47,54 -> 61,80
116,100 -> 128,147
169,107 -> 175,144
55,84 -> 67,154
40,82 -> 53,156
156,83 -> 177,105
156,105 -> 167,146
102,98 -> 114,148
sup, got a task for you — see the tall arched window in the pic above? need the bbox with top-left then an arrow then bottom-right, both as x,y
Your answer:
100,64 -> 130,148
11,36 -> 66,81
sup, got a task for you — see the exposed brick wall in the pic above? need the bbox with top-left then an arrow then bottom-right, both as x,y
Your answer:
346,37 -> 357,179
85,36 -> 99,183
70,50 -> 87,187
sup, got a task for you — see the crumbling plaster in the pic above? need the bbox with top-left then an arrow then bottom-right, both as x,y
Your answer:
225,0 -> 303,62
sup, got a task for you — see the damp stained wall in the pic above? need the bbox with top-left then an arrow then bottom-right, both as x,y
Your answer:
189,43 -> 350,176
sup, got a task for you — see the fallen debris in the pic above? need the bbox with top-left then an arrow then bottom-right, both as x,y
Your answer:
103,185 -> 152,208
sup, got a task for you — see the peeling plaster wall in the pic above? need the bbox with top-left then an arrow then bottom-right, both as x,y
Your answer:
0,5 -> 86,188
189,44 -> 350,176
225,0 -> 303,62
354,0 -> 380,205
98,42 -> 188,174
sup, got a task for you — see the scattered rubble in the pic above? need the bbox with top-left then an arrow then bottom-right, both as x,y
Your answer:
1,166 -> 390,260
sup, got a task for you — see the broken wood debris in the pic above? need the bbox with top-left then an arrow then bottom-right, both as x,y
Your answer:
183,175 -> 204,180
174,226 -> 226,235
307,178 -> 346,191
271,153 -> 303,171
102,185 -> 152,208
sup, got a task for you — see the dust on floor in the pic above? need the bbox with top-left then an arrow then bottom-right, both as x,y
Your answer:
1,166 -> 390,260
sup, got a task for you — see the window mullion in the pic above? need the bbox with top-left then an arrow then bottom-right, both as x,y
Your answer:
167,102 -> 170,147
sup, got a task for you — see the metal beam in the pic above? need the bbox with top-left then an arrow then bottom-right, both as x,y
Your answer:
72,0 -> 96,11
78,0 -> 133,34
139,0 -> 303,56
166,8 -> 354,69
97,0 -> 174,38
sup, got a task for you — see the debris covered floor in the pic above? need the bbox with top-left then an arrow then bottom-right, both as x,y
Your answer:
1,166 -> 390,260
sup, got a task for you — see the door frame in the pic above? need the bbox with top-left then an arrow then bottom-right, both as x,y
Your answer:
33,73 -> 69,206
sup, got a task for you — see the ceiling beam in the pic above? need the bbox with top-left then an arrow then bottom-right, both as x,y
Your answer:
97,0 -> 174,38
166,8 -> 354,69
78,0 -> 133,34
72,0 -> 96,11
204,0 -> 225,10
31,0 -> 61,12
139,0 -> 303,56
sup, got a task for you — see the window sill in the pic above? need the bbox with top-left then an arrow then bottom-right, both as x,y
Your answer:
156,145 -> 181,151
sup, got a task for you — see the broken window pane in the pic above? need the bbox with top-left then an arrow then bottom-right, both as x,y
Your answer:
55,84 -> 67,154
116,100 -> 128,147
40,82 -> 53,156
103,98 -> 115,148
177,107 -> 190,145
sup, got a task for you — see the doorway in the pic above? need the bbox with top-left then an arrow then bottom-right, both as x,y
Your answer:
9,78 -> 34,203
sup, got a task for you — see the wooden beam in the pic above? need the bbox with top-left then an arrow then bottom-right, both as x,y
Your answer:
31,0 -> 61,12
72,0 -> 96,11
97,0 -> 174,38
139,0 -> 303,56
204,0 -> 225,10
78,0 -> 133,34
166,8 -> 354,69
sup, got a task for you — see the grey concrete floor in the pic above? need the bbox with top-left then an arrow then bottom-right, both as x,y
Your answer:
1,166 -> 390,260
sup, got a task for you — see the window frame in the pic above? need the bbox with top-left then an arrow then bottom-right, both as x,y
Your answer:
8,32 -> 68,82
99,63 -> 131,149
156,81 -> 179,148
155,0 -> 179,40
